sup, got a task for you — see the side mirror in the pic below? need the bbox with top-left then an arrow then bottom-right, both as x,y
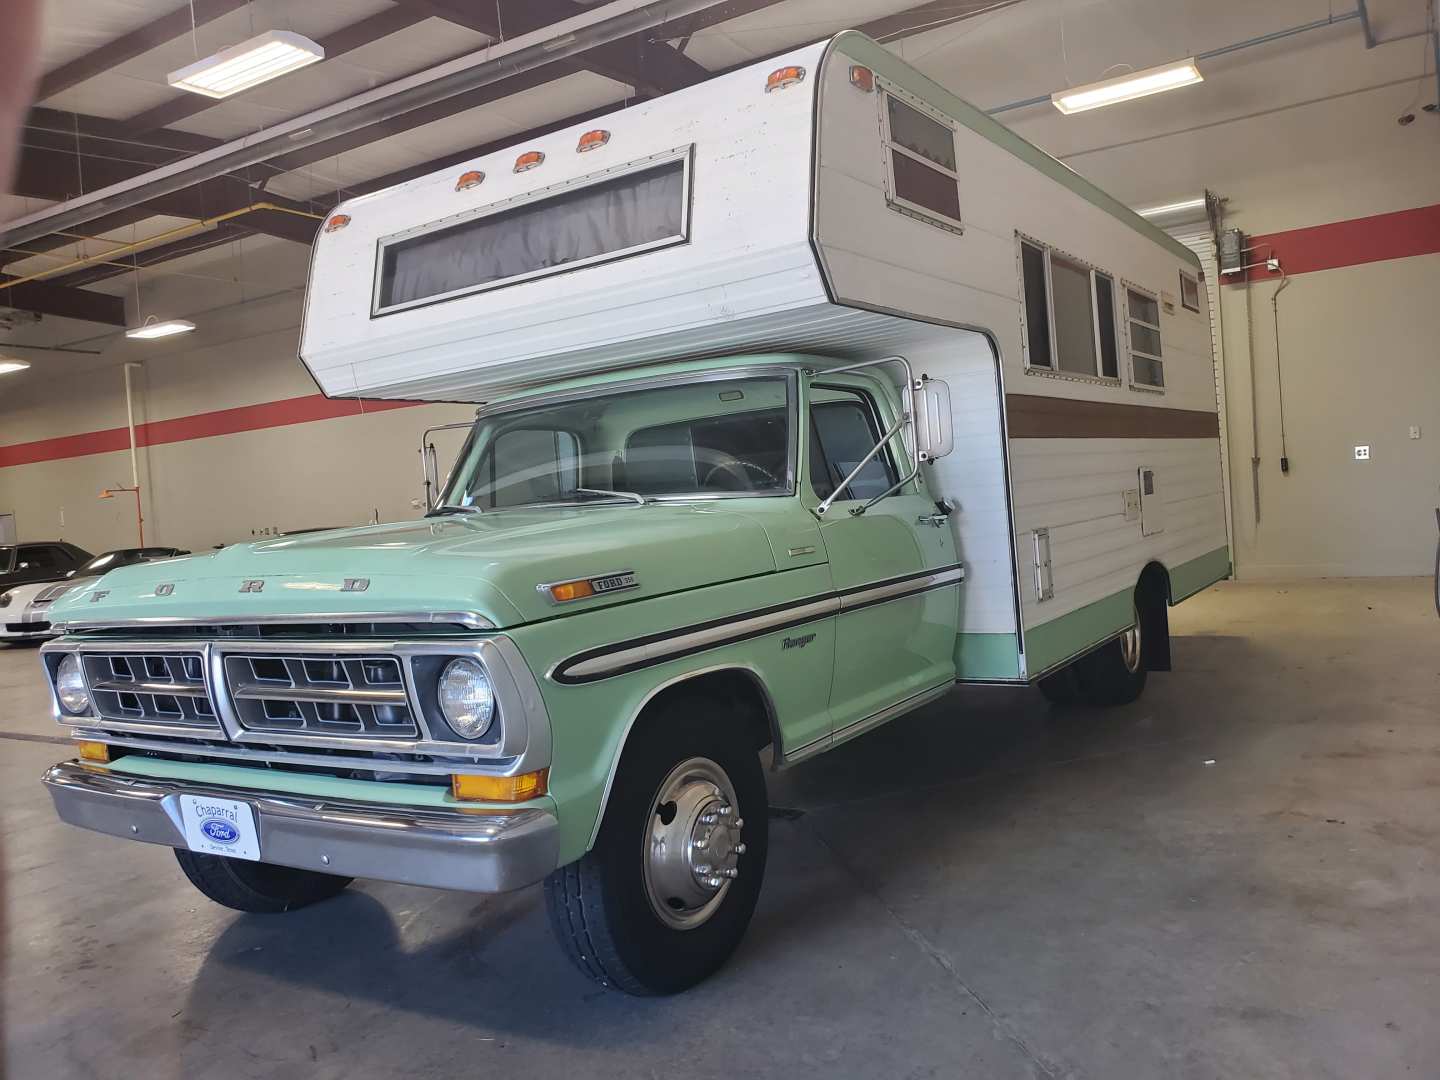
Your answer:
912,377 -> 953,462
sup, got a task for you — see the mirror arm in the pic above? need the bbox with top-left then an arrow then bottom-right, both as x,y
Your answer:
815,411 -> 910,517
852,455 -> 922,517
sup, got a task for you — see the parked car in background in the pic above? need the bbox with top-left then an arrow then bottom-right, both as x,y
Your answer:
0,542 -> 91,593
1,547 -> 188,643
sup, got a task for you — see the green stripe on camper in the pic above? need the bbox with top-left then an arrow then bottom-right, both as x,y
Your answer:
954,632 -> 1022,680
830,32 -> 1202,270
1169,545 -> 1231,602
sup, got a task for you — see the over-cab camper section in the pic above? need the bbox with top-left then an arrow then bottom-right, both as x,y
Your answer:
300,31 -> 1228,685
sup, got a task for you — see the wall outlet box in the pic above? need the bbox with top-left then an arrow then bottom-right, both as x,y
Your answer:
1409,425 -> 1421,440
1354,445 -> 1370,460
1123,488 -> 1141,521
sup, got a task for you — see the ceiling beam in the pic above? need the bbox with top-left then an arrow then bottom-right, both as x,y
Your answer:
856,0 -> 1025,42
119,6 -> 432,136
397,0 -> 710,96
44,221 -> 255,288
35,0 -> 251,102
0,274 -> 127,325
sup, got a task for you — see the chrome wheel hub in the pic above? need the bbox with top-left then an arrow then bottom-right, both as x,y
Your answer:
642,757 -> 746,930
1120,606 -> 1143,674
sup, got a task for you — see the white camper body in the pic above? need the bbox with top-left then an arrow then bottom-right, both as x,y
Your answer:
301,31 -> 1229,683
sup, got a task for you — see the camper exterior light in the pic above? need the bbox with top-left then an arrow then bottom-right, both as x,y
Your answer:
324,214 -> 351,233
1051,59 -> 1202,115
167,30 -> 325,99
765,65 -> 806,92
514,150 -> 545,172
455,171 -> 486,191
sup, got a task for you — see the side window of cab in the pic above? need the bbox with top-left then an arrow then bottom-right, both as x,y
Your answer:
809,387 -> 899,502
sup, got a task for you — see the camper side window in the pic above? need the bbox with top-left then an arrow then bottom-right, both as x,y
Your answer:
1126,286 -> 1165,388
881,92 -> 962,231
1018,238 -> 1120,383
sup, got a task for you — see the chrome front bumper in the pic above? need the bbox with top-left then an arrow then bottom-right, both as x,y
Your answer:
41,762 -> 559,893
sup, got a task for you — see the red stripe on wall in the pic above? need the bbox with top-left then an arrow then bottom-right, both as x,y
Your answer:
1233,202 -> 1440,283
0,394 -> 423,469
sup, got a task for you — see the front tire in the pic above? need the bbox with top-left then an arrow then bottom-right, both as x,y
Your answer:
174,849 -> 352,913
544,696 -> 769,995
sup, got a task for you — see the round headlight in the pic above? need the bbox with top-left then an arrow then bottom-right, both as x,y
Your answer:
0,589 -> 13,608
437,658 -> 495,739
56,653 -> 90,715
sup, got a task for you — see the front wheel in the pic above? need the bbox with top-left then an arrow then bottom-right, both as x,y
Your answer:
174,849 -> 352,913
544,697 -> 769,995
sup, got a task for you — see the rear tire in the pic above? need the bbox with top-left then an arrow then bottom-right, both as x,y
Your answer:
1074,600 -> 1148,706
544,695 -> 769,995
174,849 -> 352,913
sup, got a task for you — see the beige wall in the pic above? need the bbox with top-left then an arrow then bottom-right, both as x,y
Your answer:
0,282 -> 472,554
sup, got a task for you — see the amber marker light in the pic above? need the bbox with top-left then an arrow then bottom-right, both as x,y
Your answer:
452,769 -> 549,803
323,213 -> 350,233
765,65 -> 806,93
544,579 -> 596,603
576,129 -> 611,152
75,741 -> 110,763
514,150 -> 545,172
455,170 -> 486,190
849,65 -> 874,92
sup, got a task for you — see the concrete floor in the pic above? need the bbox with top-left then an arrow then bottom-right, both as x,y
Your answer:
2,578 -> 1437,1079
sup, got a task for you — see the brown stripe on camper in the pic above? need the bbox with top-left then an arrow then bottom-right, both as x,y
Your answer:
1005,395 -> 1220,439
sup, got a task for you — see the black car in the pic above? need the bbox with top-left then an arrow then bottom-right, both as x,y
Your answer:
0,541 -> 92,591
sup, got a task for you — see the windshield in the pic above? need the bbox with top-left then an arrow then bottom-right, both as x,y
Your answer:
441,374 -> 793,510
72,549 -> 169,577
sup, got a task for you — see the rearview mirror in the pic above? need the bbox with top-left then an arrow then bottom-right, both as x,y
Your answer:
912,377 -> 953,462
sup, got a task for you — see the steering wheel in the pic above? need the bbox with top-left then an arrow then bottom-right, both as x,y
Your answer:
699,456 -> 780,491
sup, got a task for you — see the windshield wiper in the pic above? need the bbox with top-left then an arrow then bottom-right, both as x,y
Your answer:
424,504 -> 482,517
571,487 -> 648,507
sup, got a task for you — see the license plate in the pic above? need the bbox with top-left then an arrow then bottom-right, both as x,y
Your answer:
179,795 -> 260,861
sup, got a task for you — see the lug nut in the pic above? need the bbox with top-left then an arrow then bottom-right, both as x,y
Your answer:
735,843 -> 747,855
706,876 -> 724,888
694,863 -> 712,875
733,818 -> 744,829
722,867 -> 739,879
693,838 -> 707,850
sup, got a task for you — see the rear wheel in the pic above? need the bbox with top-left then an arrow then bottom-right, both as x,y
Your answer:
544,696 -> 769,995
1074,602 -> 1148,705
174,849 -> 352,913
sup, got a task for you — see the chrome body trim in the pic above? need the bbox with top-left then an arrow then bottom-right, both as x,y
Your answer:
53,609 -> 497,632
552,563 -> 964,685
89,678 -> 208,698
42,635 -> 551,777
42,762 -> 559,893
535,568 -> 638,605
782,681 -> 952,766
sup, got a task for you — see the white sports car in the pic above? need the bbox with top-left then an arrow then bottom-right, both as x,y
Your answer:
0,547 -> 188,642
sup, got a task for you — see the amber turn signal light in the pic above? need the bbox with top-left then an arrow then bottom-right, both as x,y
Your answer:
849,65 -> 874,92
544,579 -> 595,603
452,769 -> 549,803
765,65 -> 806,93
75,741 -> 110,763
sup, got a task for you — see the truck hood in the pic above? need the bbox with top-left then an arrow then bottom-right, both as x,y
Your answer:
50,505 -> 779,630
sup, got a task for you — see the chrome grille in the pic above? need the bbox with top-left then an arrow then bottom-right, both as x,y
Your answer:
222,653 -> 418,738
81,651 -> 219,732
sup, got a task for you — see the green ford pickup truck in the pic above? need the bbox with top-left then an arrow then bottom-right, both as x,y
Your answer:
38,32 -> 1229,995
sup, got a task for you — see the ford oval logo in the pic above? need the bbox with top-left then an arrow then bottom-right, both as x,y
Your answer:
200,818 -> 240,844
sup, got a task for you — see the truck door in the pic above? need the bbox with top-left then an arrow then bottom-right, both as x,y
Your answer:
805,376 -> 961,738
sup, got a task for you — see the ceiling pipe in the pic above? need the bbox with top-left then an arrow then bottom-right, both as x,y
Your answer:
0,203 -> 322,289
987,8 -> 1363,115
0,0 -> 732,251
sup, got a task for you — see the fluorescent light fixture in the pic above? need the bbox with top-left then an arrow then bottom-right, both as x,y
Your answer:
126,318 -> 196,340
167,30 -> 325,99
1052,59 -> 1202,115
0,357 -> 32,376
1137,197 -> 1208,219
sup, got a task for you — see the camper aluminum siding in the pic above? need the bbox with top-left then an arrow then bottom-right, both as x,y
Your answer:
812,33 -> 1228,681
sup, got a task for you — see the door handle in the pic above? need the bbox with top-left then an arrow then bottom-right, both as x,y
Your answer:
917,513 -> 949,528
